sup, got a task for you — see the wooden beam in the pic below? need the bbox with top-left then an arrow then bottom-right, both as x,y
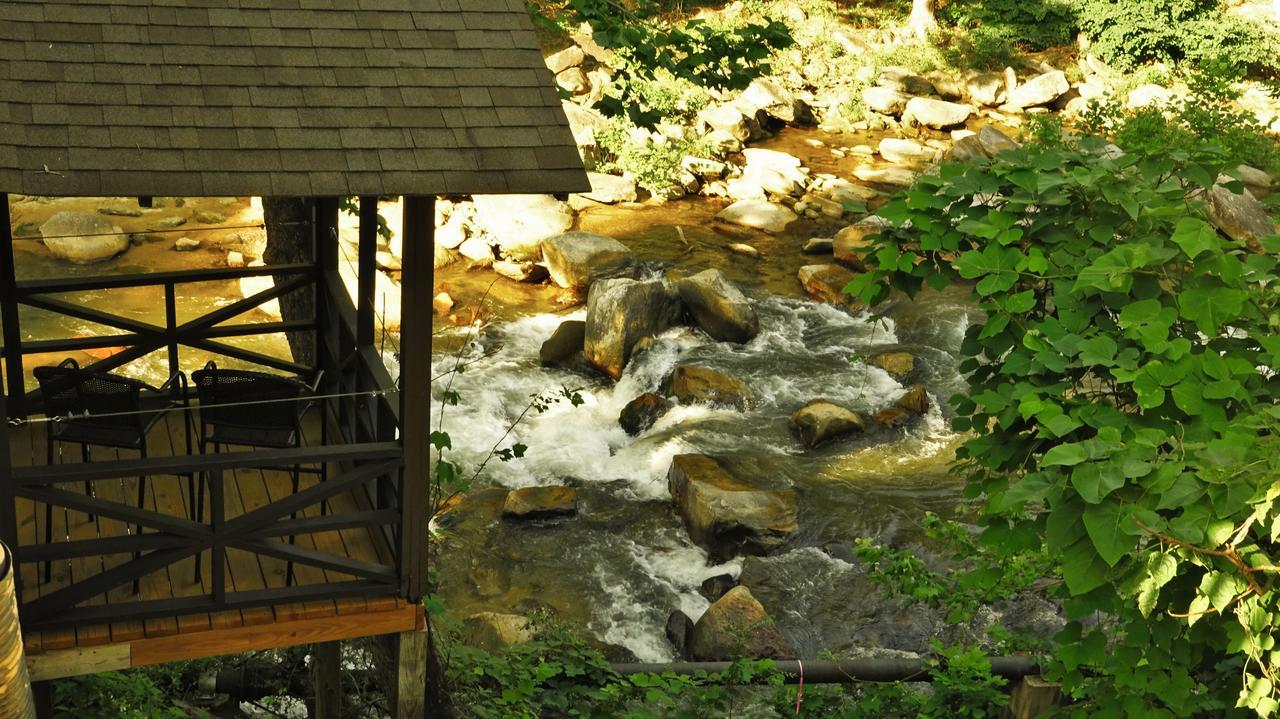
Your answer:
398,196 -> 433,600
26,603 -> 423,681
1005,676 -> 1063,719
312,641 -> 342,719
0,194 -> 25,417
393,628 -> 428,719
356,196 -> 378,347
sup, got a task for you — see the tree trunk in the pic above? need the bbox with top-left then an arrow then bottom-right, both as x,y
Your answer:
262,197 -> 316,367
908,0 -> 938,40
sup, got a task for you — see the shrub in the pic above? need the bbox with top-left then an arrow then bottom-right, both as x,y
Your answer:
596,117 -> 719,195
1075,0 -> 1280,73
939,0 -> 1078,51
847,115 -> 1280,716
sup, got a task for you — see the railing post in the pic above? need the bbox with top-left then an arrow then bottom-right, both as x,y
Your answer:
164,281 -> 178,377
0,195 -> 25,418
356,196 -> 378,349
210,467 -> 225,605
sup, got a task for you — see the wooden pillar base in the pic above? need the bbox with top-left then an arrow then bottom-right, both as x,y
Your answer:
1005,675 -> 1063,719
31,680 -> 51,719
312,641 -> 342,719
392,629 -> 428,719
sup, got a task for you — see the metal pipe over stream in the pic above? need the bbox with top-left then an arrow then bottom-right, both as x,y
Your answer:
611,656 -> 1042,684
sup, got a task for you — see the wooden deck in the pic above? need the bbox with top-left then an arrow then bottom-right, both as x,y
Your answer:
8,408 -> 420,680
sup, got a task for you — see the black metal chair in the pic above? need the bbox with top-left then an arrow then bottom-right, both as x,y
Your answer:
33,358 -> 192,591
191,362 -> 325,586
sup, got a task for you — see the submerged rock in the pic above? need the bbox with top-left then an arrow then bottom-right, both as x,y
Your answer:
797,264 -> 861,310
790,399 -> 865,449
40,212 -> 130,264
833,216 -> 891,271
540,320 -> 586,367
868,351 -> 915,380
541,231 -> 636,291
668,454 -> 798,562
677,269 -> 760,343
716,199 -> 798,233
584,277 -> 682,380
618,392 -> 672,436
502,486 -> 578,520
688,586 -> 795,660
669,365 -> 752,411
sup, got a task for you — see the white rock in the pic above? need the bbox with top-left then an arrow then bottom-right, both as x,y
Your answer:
580,173 -> 638,204
471,194 -> 574,260
716,200 -> 798,233
862,86 -> 908,116
852,166 -> 917,187
1006,70 -> 1069,109
878,138 -> 939,165
903,97 -> 973,129
435,217 -> 468,250
1127,84 -> 1175,109
173,237 -> 200,251
738,77 -> 806,123
682,156 -> 727,179
226,251 -> 246,268
556,67 -> 590,95
458,235 -> 495,263
39,212 -> 130,264
699,104 -> 750,141
545,45 -> 585,75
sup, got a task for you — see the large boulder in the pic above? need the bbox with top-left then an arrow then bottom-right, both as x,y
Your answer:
789,399 -> 865,449
462,613 -> 533,652
584,277 -> 682,380
877,67 -> 934,96
545,45 -> 585,75
39,212 -> 130,264
676,269 -> 760,343
798,264 -> 861,310
619,392 -> 672,436
738,78 -> 808,124
966,72 -> 1007,107
667,455 -> 797,561
688,586 -> 795,660
472,194 -> 574,260
868,351 -> 915,380
699,104 -> 751,142
562,101 -> 609,169
903,97 -> 973,129
669,365 -> 752,411
716,200 -> 798,233
1201,183 -> 1278,253
947,135 -> 990,162
539,320 -> 586,366
580,172 -> 638,204
502,486 -> 578,520
540,232 -> 636,291
833,216 -> 891,271
976,125 -> 1019,156
878,138 -> 938,166
1006,70 -> 1069,109
862,86 -> 909,115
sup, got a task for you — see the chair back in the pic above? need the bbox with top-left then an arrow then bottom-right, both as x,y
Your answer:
33,361 -> 147,431
191,365 -> 305,433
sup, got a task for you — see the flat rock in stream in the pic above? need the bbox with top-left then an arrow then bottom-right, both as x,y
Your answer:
798,264 -> 862,310
619,392 -> 672,436
868,351 -> 915,380
789,399 -> 865,449
669,365 -> 752,411
833,216 -> 892,271
502,486 -> 578,520
584,277 -> 682,380
668,454 -> 797,562
677,269 -> 759,343
541,231 -> 636,291
689,586 -> 795,660
40,212 -> 130,264
903,97 -> 973,129
716,199 -> 797,233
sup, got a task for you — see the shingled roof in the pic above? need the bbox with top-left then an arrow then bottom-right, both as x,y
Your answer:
0,0 -> 589,198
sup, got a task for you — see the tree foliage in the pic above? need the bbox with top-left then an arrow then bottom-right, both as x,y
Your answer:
846,117 -> 1280,716
1075,0 -> 1280,73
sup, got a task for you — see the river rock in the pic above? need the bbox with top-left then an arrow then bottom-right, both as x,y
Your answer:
669,365 -> 752,411
433,292 -> 454,315
580,172 -> 638,204
699,103 -> 750,142
802,237 -> 833,254
790,399 -> 865,449
463,612 -> 533,652
493,260 -> 546,283
739,77 -> 807,124
716,200 -> 797,233
1006,70 -> 1069,109
976,125 -> 1019,156
584,277 -> 681,380
194,210 -> 226,224
851,166 -> 916,187
966,72 -> 1007,107
677,269 -> 759,343
1237,165 -> 1275,197
878,138 -> 938,166
798,264 -> 861,310
556,66 -> 590,94
1127,83 -> 1175,109
877,67 -> 934,96
701,574 -> 737,601
1202,183 -> 1277,253
862,86 -> 909,115
904,97 -> 973,129
868,351 -> 915,379
563,101 -> 608,169
540,320 -> 586,366
173,237 -> 200,251
667,455 -> 797,561
619,392 -> 672,436
683,156 -> 727,179
947,135 -> 990,162
472,194 -> 574,261
541,231 -> 636,291
896,385 -> 930,414
545,45 -> 585,74
726,177 -> 767,201
666,610 -> 696,659
688,586 -> 795,660
98,204 -> 144,217
833,216 -> 891,271
502,486 -> 578,520
39,212 -> 130,264
728,243 -> 761,259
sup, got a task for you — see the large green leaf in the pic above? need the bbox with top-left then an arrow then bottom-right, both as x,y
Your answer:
1083,501 -> 1135,566
1179,286 -> 1246,335
1170,217 -> 1221,259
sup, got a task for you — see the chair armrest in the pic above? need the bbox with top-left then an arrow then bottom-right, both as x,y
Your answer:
308,369 -> 325,395
153,371 -> 189,402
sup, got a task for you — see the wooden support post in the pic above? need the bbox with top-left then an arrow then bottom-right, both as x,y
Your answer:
398,196 -> 432,601
30,681 -> 50,719
0,195 -> 25,418
392,629 -> 428,719
1005,676 -> 1063,719
312,641 -> 342,719
356,196 -> 378,348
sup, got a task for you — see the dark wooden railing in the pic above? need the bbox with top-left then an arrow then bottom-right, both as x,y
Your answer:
12,443 -> 404,630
